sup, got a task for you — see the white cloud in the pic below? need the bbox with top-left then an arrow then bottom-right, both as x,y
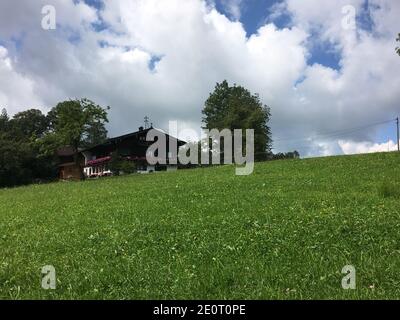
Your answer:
0,0 -> 98,38
283,0 -> 363,47
220,0 -> 243,20
0,46 -> 44,113
339,139 -> 399,154
270,0 -> 400,155
0,0 -> 399,158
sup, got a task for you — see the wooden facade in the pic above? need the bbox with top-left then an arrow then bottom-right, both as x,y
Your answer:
58,127 -> 185,180
57,146 -> 84,180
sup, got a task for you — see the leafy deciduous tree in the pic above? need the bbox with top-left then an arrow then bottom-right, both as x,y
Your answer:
202,80 -> 272,160
0,99 -> 110,187
47,98 -> 109,152
10,109 -> 49,139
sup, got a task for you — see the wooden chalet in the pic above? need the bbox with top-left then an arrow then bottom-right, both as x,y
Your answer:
58,126 -> 185,180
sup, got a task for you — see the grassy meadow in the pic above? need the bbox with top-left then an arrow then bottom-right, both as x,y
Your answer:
1,151 -> 400,299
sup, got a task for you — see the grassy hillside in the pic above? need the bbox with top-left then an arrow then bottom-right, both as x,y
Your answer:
1,152 -> 400,299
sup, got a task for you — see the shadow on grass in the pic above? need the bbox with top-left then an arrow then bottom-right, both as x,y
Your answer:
378,182 -> 400,199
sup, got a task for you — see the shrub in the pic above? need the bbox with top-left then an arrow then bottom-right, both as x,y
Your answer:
109,151 -> 136,175
118,160 -> 136,175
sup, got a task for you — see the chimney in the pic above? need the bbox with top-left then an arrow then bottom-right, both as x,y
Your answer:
139,126 -> 144,131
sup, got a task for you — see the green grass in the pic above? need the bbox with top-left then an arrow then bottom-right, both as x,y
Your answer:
378,181 -> 400,199
1,151 -> 400,299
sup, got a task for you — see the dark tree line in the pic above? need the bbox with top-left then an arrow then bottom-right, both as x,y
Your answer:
1,81 -> 300,188
0,99 -> 109,188
268,151 -> 300,160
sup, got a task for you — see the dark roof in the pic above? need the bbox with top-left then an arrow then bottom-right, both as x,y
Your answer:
57,146 -> 76,156
80,127 -> 186,153
58,162 -> 77,167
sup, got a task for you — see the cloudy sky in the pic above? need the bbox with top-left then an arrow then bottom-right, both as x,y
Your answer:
0,0 -> 399,157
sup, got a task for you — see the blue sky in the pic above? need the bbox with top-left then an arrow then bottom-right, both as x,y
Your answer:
212,0 -> 396,147
84,0 -> 373,72
0,0 -> 399,156
80,0 -> 383,72
214,0 -> 378,70
83,0 -> 344,69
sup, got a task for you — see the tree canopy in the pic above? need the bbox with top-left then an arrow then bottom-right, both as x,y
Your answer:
0,99 -> 110,187
12,109 -> 49,137
202,80 -> 272,159
46,98 -> 109,151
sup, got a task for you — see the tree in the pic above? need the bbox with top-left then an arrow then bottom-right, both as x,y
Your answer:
46,98 -> 109,152
109,150 -> 136,175
202,80 -> 272,160
9,109 -> 49,139
0,108 -> 57,187
0,99 -> 109,188
81,120 -> 108,149
0,132 -> 34,187
269,150 -> 300,160
44,98 -> 109,180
